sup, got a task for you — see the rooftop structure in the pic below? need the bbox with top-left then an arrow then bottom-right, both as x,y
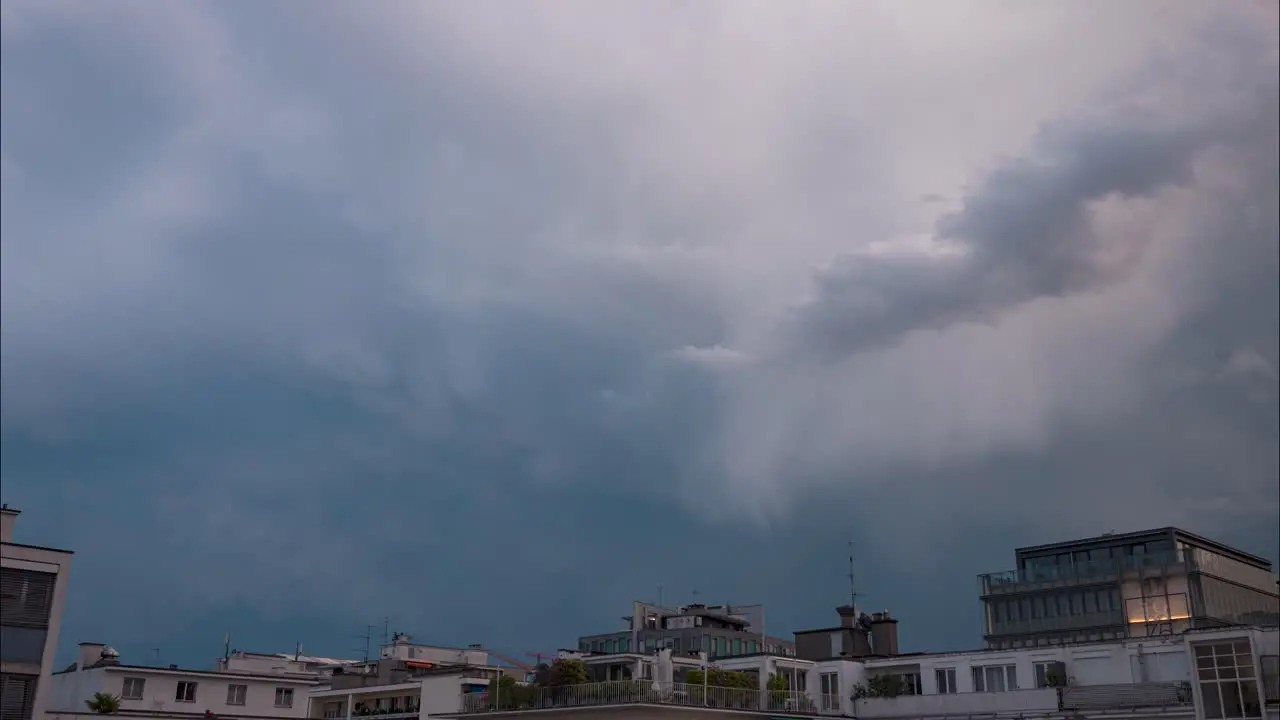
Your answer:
577,600 -> 795,660
793,607 -> 900,661
1,505 -> 74,720
978,527 -> 1280,649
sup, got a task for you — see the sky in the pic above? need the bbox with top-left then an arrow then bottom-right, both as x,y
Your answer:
1,1 -> 1277,668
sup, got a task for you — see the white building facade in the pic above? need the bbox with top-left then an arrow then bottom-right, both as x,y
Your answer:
1,506 -> 73,720
437,625 -> 1279,720
45,644 -> 318,720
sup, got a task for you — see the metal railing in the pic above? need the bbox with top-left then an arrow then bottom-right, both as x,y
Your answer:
457,680 -> 824,714
1059,682 -> 1193,710
980,551 -> 1191,593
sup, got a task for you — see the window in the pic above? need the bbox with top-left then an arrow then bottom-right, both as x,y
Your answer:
0,673 -> 38,720
175,682 -> 198,703
121,678 -> 145,700
605,639 -> 615,653
1195,642 -> 1262,718
900,673 -> 922,695
620,637 -> 630,652
323,702 -> 345,719
731,638 -> 742,656
715,637 -> 727,657
820,672 -> 840,711
1033,662 -> 1059,688
747,640 -> 757,654
275,688 -> 295,708
1260,656 -> 1278,703
226,685 -> 247,706
0,627 -> 47,664
972,665 -> 1017,693
935,668 -> 957,694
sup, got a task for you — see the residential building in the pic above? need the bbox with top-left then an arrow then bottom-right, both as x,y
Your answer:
979,527 -> 1280,649
45,643 -> 318,719
438,624 -> 1280,719
576,601 -> 795,660
307,653 -> 514,719
1,505 -> 73,720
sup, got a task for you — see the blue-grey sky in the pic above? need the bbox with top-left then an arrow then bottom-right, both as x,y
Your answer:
2,1 -> 1277,669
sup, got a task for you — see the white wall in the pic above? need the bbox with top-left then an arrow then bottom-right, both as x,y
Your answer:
46,667 -> 314,718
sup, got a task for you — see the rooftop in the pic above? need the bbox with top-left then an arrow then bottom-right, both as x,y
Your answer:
1016,527 -> 1272,568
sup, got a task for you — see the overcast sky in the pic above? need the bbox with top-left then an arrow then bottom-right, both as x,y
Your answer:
2,1 -> 1277,666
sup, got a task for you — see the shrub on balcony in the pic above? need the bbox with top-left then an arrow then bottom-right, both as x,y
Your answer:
85,693 -> 121,714
535,659 -> 591,687
852,674 -> 907,699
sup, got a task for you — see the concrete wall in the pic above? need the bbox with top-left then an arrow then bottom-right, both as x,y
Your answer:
1,540 -> 73,720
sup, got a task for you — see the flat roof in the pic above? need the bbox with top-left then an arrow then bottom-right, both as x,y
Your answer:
54,664 -> 319,682
1,540 -> 74,555
1016,527 -> 1272,569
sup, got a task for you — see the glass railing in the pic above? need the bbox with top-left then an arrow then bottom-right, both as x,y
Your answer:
980,550 -> 1191,593
985,611 -> 1125,636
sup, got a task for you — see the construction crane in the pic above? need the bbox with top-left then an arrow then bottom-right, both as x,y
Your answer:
525,651 -> 558,667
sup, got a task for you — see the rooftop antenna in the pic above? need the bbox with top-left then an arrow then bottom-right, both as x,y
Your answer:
847,541 -> 859,610
382,617 -> 390,648
152,648 -> 161,665
223,632 -> 232,663
355,625 -> 376,663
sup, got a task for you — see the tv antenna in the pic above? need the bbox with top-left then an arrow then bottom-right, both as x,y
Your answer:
355,625 -> 376,662
847,541 -> 860,609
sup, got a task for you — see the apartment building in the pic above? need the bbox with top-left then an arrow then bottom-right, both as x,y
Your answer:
45,643 -> 318,719
979,528 -> 1280,649
1,506 -> 73,720
306,653 -> 513,719
576,601 -> 795,660
438,625 -> 1280,719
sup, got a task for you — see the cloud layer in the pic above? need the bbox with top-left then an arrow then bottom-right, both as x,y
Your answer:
2,0 -> 1276,663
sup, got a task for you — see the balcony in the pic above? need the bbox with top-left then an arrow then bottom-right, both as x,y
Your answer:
980,550 -> 1190,596
1060,682 -> 1193,710
456,680 -> 823,715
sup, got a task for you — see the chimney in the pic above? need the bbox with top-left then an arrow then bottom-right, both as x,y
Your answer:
0,505 -> 19,543
77,643 -> 106,670
835,604 -> 859,628
869,610 -> 900,656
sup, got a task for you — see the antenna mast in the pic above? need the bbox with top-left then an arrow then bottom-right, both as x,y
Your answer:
847,541 -> 859,610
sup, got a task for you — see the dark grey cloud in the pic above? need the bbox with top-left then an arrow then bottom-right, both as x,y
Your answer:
1,0 -> 1276,670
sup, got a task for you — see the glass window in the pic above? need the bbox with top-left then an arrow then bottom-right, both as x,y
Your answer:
275,688 -> 294,708
226,685 -> 247,706
175,682 -> 198,703
605,639 -> 616,653
935,668 -> 957,694
820,673 -> 840,711
731,638 -> 742,656
1195,643 -> 1262,719
121,678 -> 145,700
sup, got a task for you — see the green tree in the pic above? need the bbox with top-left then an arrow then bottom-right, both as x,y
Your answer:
488,675 -> 537,710
537,659 -> 591,687
85,693 -> 121,714
852,674 -> 907,700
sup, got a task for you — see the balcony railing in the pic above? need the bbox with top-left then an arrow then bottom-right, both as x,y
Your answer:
457,680 -> 823,715
1060,682 -> 1193,710
980,550 -> 1191,594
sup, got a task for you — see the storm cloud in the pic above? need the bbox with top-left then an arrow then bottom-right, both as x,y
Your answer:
2,1 -> 1276,664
